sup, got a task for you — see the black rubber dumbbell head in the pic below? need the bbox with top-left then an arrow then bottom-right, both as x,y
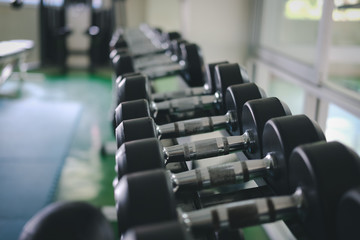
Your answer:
113,53 -> 135,77
123,221 -> 192,240
214,63 -> 250,111
115,72 -> 143,88
180,43 -> 205,87
115,37 -> 128,49
111,49 -> 129,67
205,61 -> 229,94
262,115 -> 326,195
117,75 -> 151,105
337,187 -> 360,240
116,117 -> 157,148
115,169 -> 177,234
109,36 -> 128,51
116,138 -> 165,179
289,141 -> 360,240
18,202 -> 114,240
153,27 -> 162,35
115,99 -> 151,127
109,28 -> 125,47
163,31 -> 182,44
225,83 -> 266,136
241,97 -> 292,159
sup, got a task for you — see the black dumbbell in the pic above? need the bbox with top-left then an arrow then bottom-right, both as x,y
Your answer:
115,114 -> 324,192
151,60 -> 231,101
129,27 -> 181,55
110,33 -> 182,61
116,38 -> 185,71
336,187 -> 360,240
114,60 -> 229,104
112,54 -> 135,77
115,83 -> 262,143
115,97 -> 291,163
109,37 -> 128,52
18,202 -> 114,240
115,83 -> 266,147
111,26 -> 179,57
110,28 -> 183,74
114,78 -> 255,138
115,64 -> 249,122
113,42 -> 205,86
109,30 -> 182,63
109,28 -> 128,52
111,63 -> 230,134
115,141 -> 360,239
151,61 -> 229,102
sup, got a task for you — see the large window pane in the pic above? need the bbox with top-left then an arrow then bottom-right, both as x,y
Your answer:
325,103 -> 360,155
327,0 -> 360,95
267,75 -> 305,114
260,0 -> 322,65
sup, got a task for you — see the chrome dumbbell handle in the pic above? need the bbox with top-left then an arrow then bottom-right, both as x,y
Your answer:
153,94 -> 219,117
164,130 -> 255,163
158,111 -> 235,139
152,87 -> 207,102
171,154 -> 275,192
179,188 -> 304,232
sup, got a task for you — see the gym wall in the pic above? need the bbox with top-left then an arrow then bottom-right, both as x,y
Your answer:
0,4 -> 39,63
123,0 -> 253,65
180,0 -> 253,64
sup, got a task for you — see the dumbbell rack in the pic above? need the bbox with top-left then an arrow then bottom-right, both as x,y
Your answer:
111,25 -> 301,240
154,87 -> 297,240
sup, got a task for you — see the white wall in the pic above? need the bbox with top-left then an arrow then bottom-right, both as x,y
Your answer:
124,0 -> 146,28
123,0 -> 181,31
123,0 -> 253,65
0,4 -> 39,62
180,0 -> 252,64
145,0 -> 181,31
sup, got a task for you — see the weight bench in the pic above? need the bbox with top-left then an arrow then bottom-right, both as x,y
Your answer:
0,39 -> 34,97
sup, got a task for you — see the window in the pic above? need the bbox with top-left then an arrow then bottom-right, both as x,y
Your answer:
260,0 -> 322,65
253,0 -> 360,155
267,75 -> 305,115
327,0 -> 360,95
325,103 -> 360,155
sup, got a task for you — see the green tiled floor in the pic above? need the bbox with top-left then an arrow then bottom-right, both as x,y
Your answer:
17,69 -> 116,207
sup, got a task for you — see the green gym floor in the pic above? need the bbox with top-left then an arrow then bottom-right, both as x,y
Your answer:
16,68 -> 120,236
45,70 -> 115,205
9,68 -> 270,239
1,68 -> 115,206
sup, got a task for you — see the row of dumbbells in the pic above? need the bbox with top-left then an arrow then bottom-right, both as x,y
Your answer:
109,26 -> 360,240
109,23 -> 205,87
